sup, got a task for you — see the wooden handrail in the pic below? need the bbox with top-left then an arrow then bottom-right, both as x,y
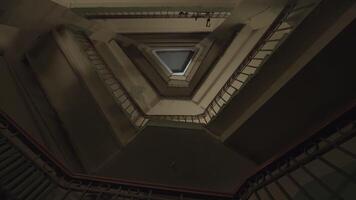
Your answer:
0,109 -> 234,199
233,100 -> 356,198
1,99 -> 355,199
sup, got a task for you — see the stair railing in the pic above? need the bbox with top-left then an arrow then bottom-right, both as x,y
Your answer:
78,10 -> 232,20
234,106 -> 356,200
1,104 -> 356,199
73,0 -> 321,128
0,109 -> 235,200
71,31 -> 149,129
150,0 -> 321,125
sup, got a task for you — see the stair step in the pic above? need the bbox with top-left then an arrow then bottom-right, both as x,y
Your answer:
97,69 -> 110,75
0,138 -> 9,145
0,139 -> 8,145
80,41 -> 91,46
80,44 -> 92,49
34,182 -> 57,200
75,38 -> 88,43
0,145 -> 13,156
6,165 -> 35,190
88,55 -> 100,60
0,150 -> 19,164
86,50 -> 97,55
23,178 -> 52,200
105,79 -> 116,85
0,153 -> 21,169
94,64 -> 106,70
110,84 -> 120,91
0,158 -> 28,182
92,60 -> 104,65
12,171 -> 44,197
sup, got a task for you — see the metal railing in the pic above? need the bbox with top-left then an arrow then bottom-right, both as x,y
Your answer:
1,103 -> 356,199
234,107 -> 356,200
71,0 -> 321,128
71,31 -> 149,128
151,0 -> 321,125
81,11 -> 231,20
0,110 -> 234,200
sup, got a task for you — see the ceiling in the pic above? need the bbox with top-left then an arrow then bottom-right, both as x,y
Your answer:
116,31 -> 236,97
1,0 -> 355,194
75,0 -> 294,120
94,125 -> 256,193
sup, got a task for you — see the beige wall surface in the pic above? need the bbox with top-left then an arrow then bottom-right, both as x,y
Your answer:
27,34 -> 122,173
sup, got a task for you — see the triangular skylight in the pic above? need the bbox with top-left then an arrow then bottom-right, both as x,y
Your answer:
153,49 -> 194,75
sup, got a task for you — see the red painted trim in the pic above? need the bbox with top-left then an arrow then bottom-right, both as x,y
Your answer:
0,109 -> 234,198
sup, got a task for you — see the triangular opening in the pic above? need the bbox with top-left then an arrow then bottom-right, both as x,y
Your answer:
154,50 -> 194,74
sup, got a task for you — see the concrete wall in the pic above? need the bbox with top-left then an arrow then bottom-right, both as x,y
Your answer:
27,33 -> 122,173
0,57 -> 43,141
55,28 -> 136,145
0,56 -> 84,171
221,15 -> 356,164
0,25 -> 18,54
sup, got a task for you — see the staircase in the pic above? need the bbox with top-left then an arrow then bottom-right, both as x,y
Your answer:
1,104 -> 356,199
71,30 -> 148,128
0,111 -> 234,200
0,132 -> 55,199
1,0 -> 355,199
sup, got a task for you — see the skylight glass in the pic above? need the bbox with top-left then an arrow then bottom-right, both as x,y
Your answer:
154,49 -> 194,75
